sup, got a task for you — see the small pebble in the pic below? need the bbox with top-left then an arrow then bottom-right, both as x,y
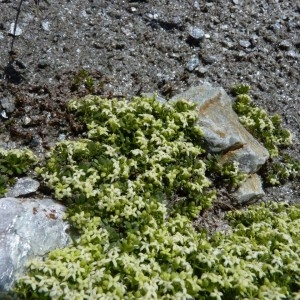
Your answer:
41,21 -> 50,31
186,56 -> 200,71
145,12 -> 159,20
37,60 -> 49,69
221,40 -> 233,48
23,116 -> 32,125
201,55 -> 217,64
30,137 -> 41,147
272,22 -> 282,33
9,23 -> 22,36
5,177 -> 40,197
239,39 -> 251,48
196,67 -> 208,75
1,97 -> 15,113
24,106 -> 32,113
237,51 -> 247,58
58,134 -> 66,141
278,40 -> 291,50
80,10 -> 88,18
286,50 -> 299,58
1,111 -> 8,119
189,27 -> 205,40
193,1 -> 200,9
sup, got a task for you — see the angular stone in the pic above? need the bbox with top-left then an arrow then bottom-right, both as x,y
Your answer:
170,83 -> 269,173
189,27 -> 205,40
0,197 -> 70,290
186,56 -> 200,72
5,177 -> 40,198
0,97 -> 15,113
232,174 -> 265,204
9,23 -> 22,36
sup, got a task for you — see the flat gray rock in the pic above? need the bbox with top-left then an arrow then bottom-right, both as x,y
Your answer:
5,177 -> 40,198
0,197 -> 70,290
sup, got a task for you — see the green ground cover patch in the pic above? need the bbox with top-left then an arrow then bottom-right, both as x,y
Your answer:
2,93 -> 298,299
0,148 -> 37,196
232,84 -> 299,186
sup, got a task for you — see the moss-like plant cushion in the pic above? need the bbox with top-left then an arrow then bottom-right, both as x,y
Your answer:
13,94 -> 300,299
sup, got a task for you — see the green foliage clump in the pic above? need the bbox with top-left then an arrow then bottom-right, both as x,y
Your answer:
38,95 -> 214,220
233,94 -> 292,157
16,199 -> 300,299
72,69 -> 96,93
17,211 -> 205,299
14,95 -> 300,299
232,84 -> 293,158
265,154 -> 300,186
0,148 -> 37,196
205,154 -> 248,190
232,84 -> 299,186
0,290 -> 23,300
219,202 -> 300,298
17,95 -> 215,299
231,83 -> 251,95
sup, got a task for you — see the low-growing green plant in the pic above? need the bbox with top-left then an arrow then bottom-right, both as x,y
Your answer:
232,84 -> 293,158
0,290 -> 23,300
205,154 -> 248,191
14,94 -> 300,299
0,148 -> 37,176
72,70 -> 96,93
15,200 -> 300,299
232,84 -> 299,187
207,201 -> 300,299
37,95 -> 215,220
0,148 -> 38,196
231,83 -> 251,95
16,95 -> 215,298
234,94 -> 292,158
0,174 -> 9,197
265,154 -> 300,186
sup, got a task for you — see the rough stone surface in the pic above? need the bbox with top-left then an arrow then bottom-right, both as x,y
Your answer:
0,197 -> 70,290
0,96 -> 15,113
9,23 -> 22,36
5,177 -> 40,198
171,83 -> 270,173
232,174 -> 265,204
186,56 -> 200,72
189,26 -> 205,40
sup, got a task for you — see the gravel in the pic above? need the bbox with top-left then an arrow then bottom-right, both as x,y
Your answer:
0,0 -> 299,203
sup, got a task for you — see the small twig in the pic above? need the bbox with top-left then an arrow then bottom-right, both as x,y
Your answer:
9,0 -> 50,61
9,0 -> 24,61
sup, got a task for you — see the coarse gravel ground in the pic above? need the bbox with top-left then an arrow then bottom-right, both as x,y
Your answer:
0,0 -> 299,226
